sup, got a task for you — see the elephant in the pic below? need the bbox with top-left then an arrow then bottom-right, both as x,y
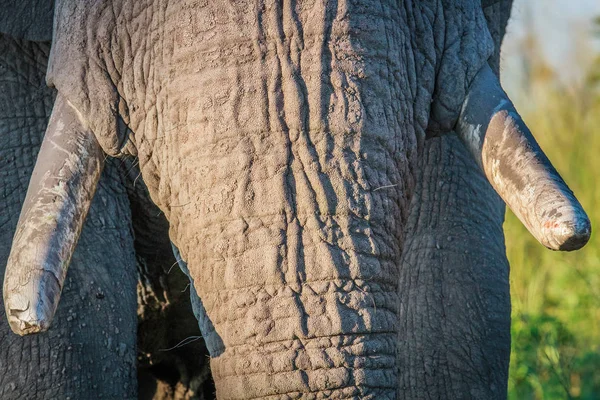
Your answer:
0,9 -> 211,399
0,0 -> 591,399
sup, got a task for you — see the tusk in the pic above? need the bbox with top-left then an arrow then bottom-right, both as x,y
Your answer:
3,94 -> 104,335
456,64 -> 591,251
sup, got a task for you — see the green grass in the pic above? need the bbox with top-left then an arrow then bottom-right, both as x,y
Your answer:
506,83 -> 600,399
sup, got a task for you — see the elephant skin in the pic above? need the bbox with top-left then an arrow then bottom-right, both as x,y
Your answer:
0,0 -> 54,41
41,0 -> 503,398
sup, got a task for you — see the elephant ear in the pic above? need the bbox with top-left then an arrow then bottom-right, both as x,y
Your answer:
0,0 -> 54,41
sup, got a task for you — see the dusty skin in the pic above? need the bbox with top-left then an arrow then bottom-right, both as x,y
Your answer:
1,0 -> 592,399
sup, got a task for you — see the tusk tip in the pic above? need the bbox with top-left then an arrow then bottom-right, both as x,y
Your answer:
6,309 -> 51,336
3,270 -> 62,336
542,215 -> 591,252
8,319 -> 50,336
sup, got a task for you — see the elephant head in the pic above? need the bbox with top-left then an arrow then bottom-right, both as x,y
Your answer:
2,0 -> 590,398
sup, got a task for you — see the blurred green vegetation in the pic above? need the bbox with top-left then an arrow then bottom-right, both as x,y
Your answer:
506,23 -> 600,399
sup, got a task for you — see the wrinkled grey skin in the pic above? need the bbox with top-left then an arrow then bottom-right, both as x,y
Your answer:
0,11 -> 209,399
2,0 -> 518,399
0,0 -> 53,41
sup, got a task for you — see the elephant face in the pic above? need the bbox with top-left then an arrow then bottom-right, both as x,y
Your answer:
3,1 -> 590,398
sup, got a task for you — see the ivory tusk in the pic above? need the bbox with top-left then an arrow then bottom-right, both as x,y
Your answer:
456,64 -> 591,251
3,94 -> 104,335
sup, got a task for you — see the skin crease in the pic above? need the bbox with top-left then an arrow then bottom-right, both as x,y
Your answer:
168,5 -> 514,399
44,0 -> 501,398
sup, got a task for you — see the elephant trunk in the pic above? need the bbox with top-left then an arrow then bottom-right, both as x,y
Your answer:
456,64 -> 591,251
3,94 -> 104,335
199,278 -> 399,398
166,105 -> 409,396
176,215 -> 401,398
